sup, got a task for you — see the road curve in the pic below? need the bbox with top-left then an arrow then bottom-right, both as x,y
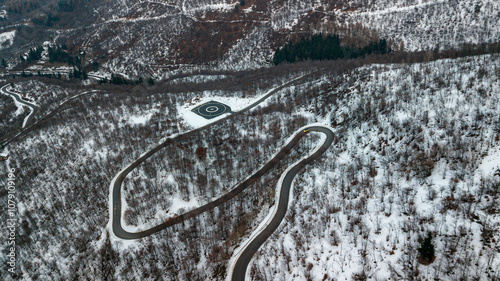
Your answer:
1,84 -> 38,128
0,88 -> 100,148
230,126 -> 334,281
110,72 -> 320,239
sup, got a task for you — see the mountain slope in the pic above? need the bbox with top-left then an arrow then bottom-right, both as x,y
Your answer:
1,0 -> 498,78
1,54 -> 498,280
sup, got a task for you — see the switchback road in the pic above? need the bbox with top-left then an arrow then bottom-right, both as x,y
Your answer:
229,126 -> 334,281
110,73 -> 318,239
108,72 -> 331,280
1,84 -> 38,128
0,87 -> 100,148
112,125 -> 333,240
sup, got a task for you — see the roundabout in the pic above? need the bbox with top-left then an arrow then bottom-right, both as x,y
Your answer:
192,101 -> 232,119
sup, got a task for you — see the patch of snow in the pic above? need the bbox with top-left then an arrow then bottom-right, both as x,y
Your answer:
356,0 -> 448,16
184,3 -> 237,14
477,146 -> 500,177
0,30 -> 15,50
168,195 -> 199,215
394,110 -> 410,121
12,99 -> 25,116
0,148 -> 8,157
128,113 -> 153,125
177,95 -> 255,128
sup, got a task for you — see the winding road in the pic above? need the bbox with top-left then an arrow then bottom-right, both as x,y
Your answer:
110,73 -> 316,237
1,84 -> 38,128
108,72 -> 332,280
112,125 -> 333,239
0,87 -> 100,148
229,126 -> 333,281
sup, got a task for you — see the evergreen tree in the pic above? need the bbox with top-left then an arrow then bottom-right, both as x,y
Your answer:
111,74 -> 128,85
57,0 -> 76,12
99,234 -> 118,281
23,46 -> 43,63
147,77 -> 155,86
418,232 -> 435,263
272,34 -> 391,65
48,45 -> 82,67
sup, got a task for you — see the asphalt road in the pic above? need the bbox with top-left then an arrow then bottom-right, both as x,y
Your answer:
111,72 -> 320,239
2,70 -> 331,280
112,125 -> 333,240
231,126 -> 334,281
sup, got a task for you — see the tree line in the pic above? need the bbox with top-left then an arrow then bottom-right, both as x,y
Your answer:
47,45 -> 83,67
19,45 -> 83,67
20,46 -> 43,64
99,75 -> 154,86
273,34 -> 391,65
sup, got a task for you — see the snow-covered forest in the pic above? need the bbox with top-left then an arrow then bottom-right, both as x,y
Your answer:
0,52 -> 498,280
249,54 -> 500,280
0,0 -> 499,280
0,0 -> 498,78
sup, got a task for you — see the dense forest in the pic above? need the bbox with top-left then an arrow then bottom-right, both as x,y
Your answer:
47,46 -> 82,67
20,46 -> 43,64
273,34 -> 391,65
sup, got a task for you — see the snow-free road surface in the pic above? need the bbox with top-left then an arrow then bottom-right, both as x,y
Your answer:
109,72 -> 331,281
111,72 -> 318,239
230,126 -> 334,281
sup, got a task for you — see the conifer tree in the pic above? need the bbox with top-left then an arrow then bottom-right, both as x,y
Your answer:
418,232 -> 435,263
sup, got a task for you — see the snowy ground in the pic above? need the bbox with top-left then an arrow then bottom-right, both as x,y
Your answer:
477,146 -> 500,177
177,95 -> 254,128
348,0 -> 500,51
0,30 -> 15,50
1,54 -> 499,281
248,54 -> 500,280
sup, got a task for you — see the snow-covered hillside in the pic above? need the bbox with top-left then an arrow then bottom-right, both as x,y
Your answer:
0,53 -> 498,280
350,0 -> 500,51
249,54 -> 500,280
1,0 -> 498,78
